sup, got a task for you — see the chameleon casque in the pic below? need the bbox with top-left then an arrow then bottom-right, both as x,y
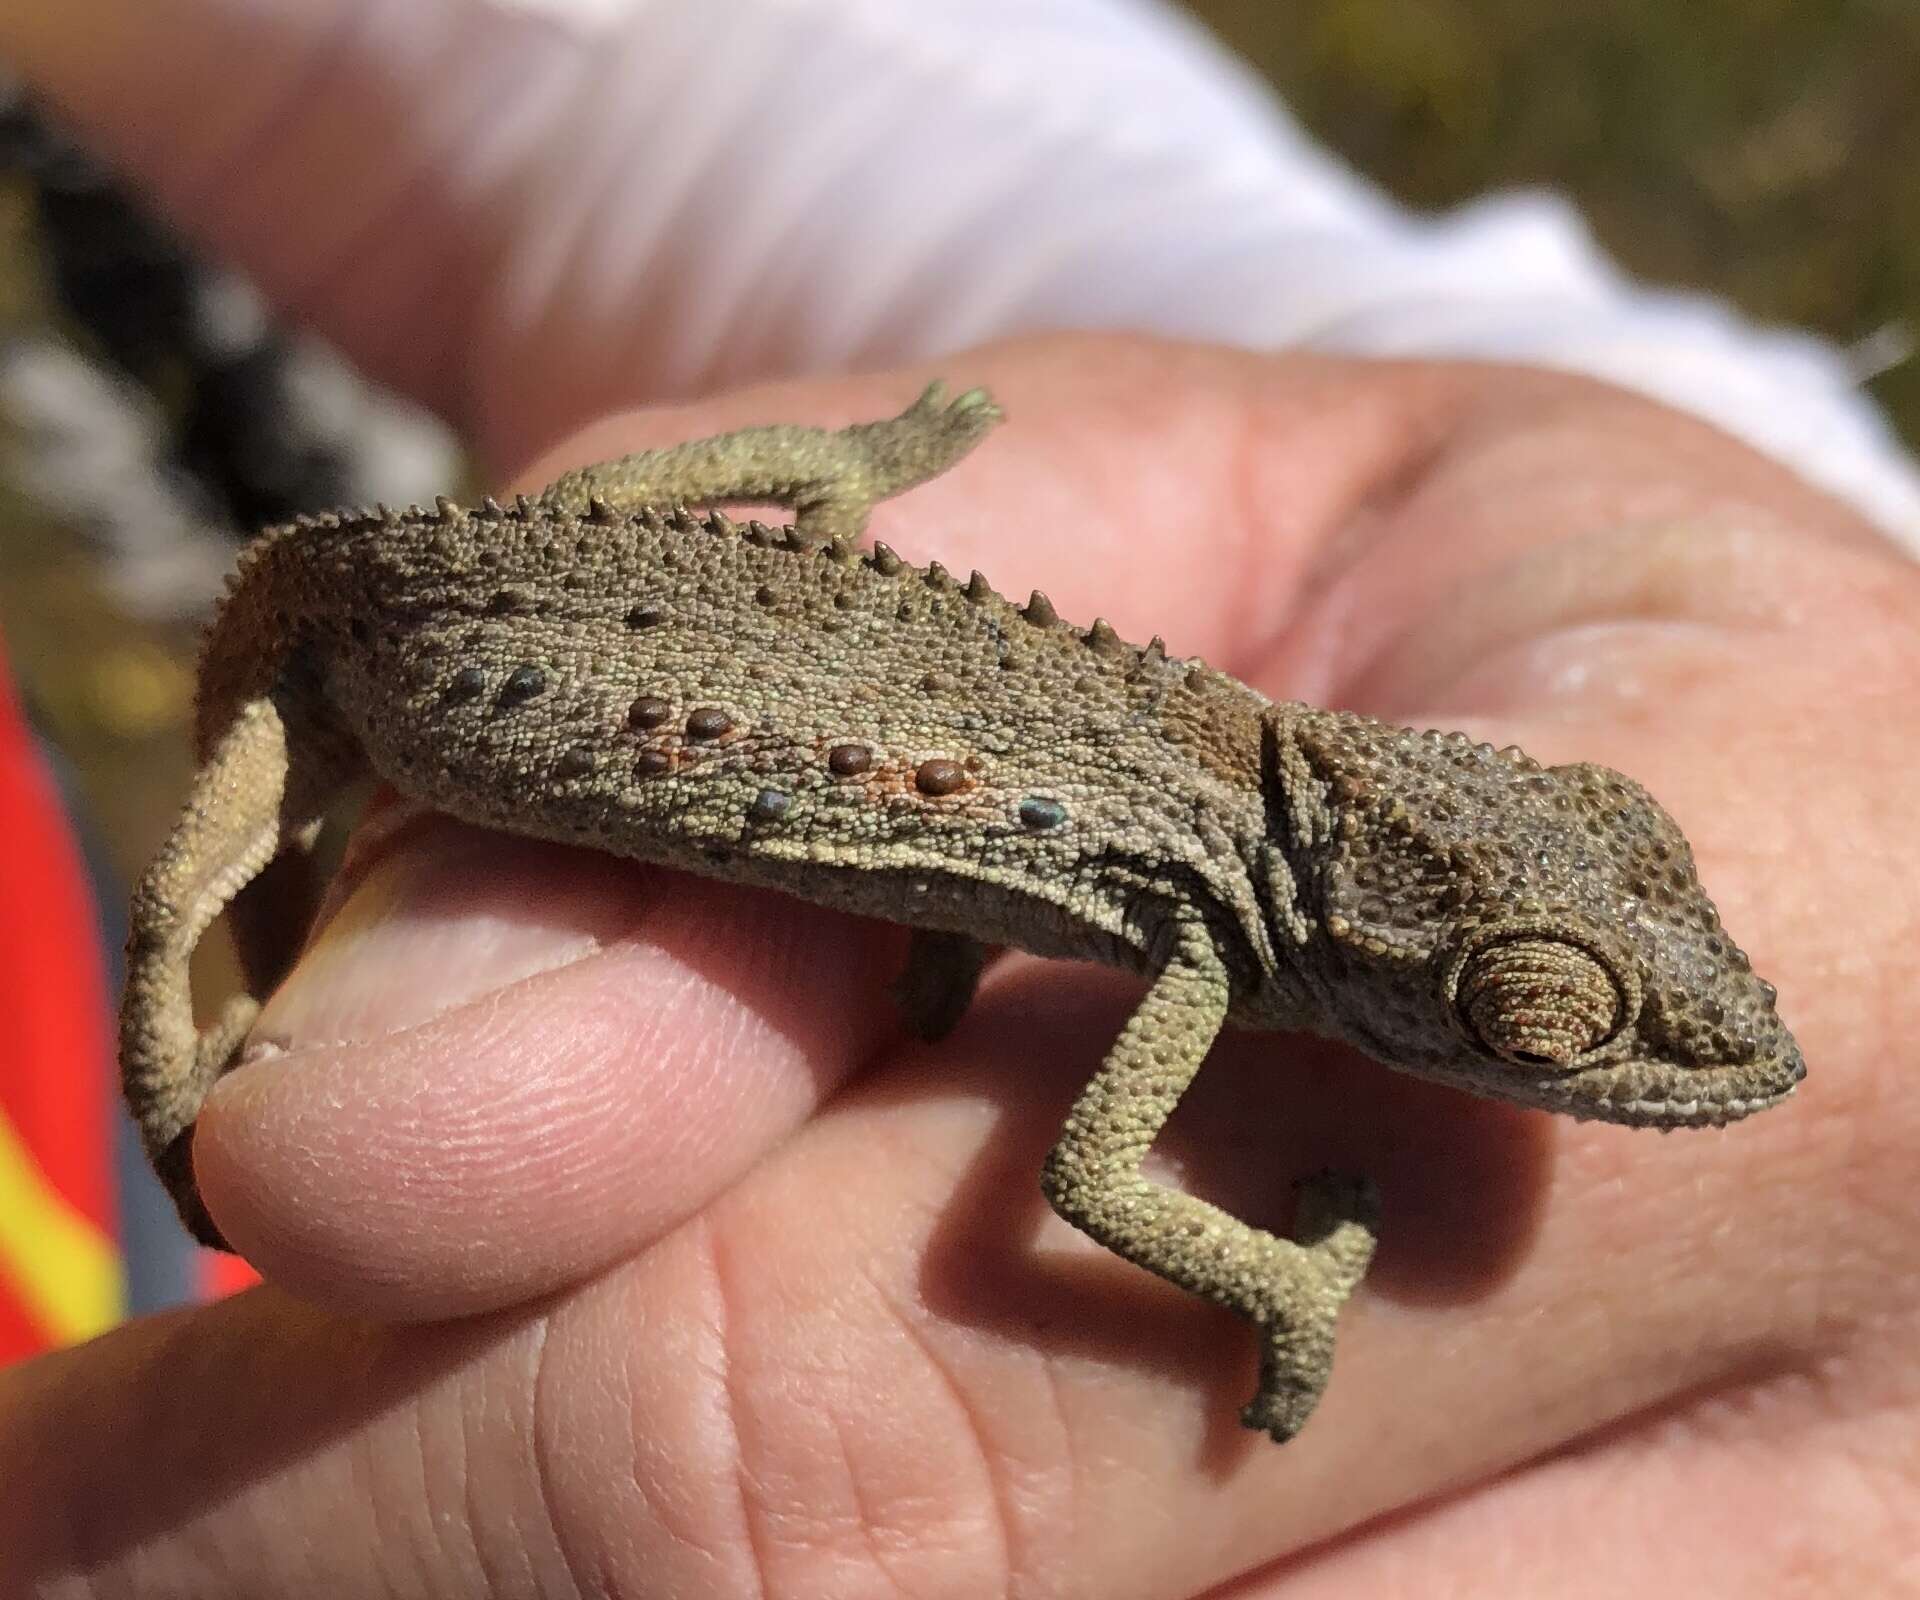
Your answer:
122,383 -> 1805,1441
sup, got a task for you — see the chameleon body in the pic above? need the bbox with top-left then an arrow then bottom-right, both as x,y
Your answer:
122,384 -> 1805,1441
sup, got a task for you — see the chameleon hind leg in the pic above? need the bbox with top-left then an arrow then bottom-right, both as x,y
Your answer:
536,381 -> 1003,545
1040,918 -> 1380,1441
120,697 -> 334,1248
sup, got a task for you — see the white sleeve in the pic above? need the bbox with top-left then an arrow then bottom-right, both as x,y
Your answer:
493,0 -> 1919,544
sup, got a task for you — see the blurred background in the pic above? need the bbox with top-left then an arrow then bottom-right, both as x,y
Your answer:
0,0 -> 1913,1329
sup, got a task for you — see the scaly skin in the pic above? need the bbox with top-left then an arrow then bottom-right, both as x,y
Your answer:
121,382 -> 1804,1440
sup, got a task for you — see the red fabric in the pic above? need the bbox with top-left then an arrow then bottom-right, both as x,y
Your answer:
0,635 -> 119,1360
0,1275 -> 44,1357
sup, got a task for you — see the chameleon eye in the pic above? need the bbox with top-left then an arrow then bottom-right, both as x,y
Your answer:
1455,937 -> 1627,1068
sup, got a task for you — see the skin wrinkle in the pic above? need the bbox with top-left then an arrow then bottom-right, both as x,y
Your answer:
1828,1381 -> 1920,1557
1529,1349 -> 1874,1494
703,1215 -> 776,1600
460,1370 -> 518,1600
399,1369 -> 445,1595
1270,1400 -> 1914,1596
600,1258 -> 738,1589
1340,564 -> 1767,723
820,1404 -> 894,1599
1294,400 -> 1874,709
1034,1341 -> 1082,1583
1266,371 -> 1793,715
864,1271 -> 1016,1597
1392,620 -> 1753,734
521,1309 -> 591,1600
1482,522 -> 1815,628
706,1168 -> 1014,1600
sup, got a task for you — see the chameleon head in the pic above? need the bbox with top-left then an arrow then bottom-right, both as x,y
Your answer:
1426,909 -> 1804,1127
1282,712 -> 1805,1129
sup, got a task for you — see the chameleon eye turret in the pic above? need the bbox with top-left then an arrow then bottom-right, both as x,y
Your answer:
1454,935 -> 1627,1068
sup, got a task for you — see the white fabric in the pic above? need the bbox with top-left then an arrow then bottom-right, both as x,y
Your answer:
486,0 -> 1919,544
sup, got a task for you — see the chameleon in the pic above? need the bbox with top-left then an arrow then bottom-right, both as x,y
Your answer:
121,381 -> 1805,1442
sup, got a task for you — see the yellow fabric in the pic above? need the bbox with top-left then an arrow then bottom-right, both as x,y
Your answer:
0,1109 -> 122,1343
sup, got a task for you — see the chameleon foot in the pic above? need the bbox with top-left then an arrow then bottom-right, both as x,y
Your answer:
1239,1171 -> 1380,1442
834,380 -> 1005,517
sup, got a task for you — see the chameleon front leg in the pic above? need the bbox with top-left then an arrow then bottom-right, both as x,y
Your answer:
537,381 -> 1004,545
1040,919 -> 1380,1441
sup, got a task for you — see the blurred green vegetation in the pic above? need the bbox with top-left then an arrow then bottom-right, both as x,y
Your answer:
1186,0 -> 1920,446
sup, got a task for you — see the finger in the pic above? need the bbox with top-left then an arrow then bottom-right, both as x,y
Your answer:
1207,1327 -> 1919,1596
196,809 -> 905,1320
1283,359 -> 1894,715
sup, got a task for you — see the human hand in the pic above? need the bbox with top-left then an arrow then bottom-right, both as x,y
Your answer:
5,1 -> 1916,1591
6,335 -> 1918,1597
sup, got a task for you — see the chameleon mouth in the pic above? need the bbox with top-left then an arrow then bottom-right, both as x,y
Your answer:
1516,1043 -> 1807,1129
